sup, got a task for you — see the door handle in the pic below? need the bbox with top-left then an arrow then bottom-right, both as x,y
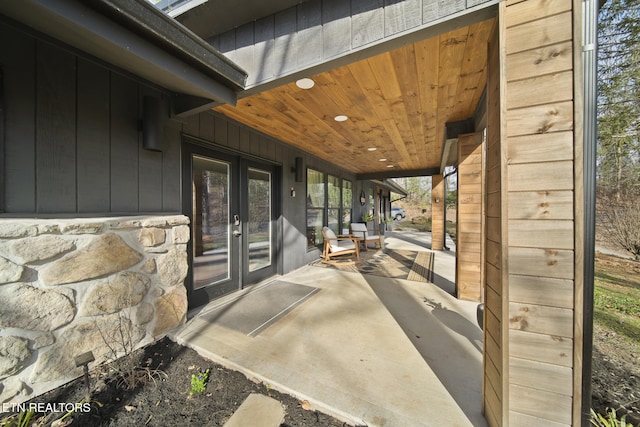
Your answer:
233,214 -> 241,237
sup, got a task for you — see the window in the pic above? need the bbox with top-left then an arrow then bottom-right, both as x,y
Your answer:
342,180 -> 352,231
327,175 -> 340,234
306,169 -> 325,249
306,170 -> 354,250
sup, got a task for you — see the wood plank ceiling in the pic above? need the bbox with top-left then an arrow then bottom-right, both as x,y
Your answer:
214,17 -> 496,176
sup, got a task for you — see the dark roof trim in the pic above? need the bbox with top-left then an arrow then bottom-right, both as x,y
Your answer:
93,0 -> 247,89
0,0 -> 247,112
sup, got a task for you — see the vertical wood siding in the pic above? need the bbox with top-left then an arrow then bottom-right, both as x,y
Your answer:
0,23 -> 181,214
503,0 -> 577,425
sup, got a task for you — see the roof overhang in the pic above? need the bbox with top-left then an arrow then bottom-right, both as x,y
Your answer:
371,180 -> 408,197
0,0 -> 247,116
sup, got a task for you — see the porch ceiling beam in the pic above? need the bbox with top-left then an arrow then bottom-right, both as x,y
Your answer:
356,168 -> 441,181
440,118 -> 476,173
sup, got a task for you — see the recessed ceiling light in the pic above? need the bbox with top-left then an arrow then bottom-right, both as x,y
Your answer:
296,78 -> 315,89
386,164 -> 395,168
334,115 -> 348,122
367,147 -> 377,151
379,158 -> 387,162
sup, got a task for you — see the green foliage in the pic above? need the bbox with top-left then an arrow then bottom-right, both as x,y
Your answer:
446,189 -> 457,209
591,407 -> 634,427
0,409 -> 34,427
594,286 -> 640,317
362,213 -> 375,222
593,261 -> 640,346
189,368 -> 210,396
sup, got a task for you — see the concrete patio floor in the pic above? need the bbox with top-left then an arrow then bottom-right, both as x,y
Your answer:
170,231 -> 487,427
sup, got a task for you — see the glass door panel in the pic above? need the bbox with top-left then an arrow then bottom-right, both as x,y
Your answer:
327,175 -> 340,234
306,169 -> 325,248
247,168 -> 271,272
192,155 -> 231,289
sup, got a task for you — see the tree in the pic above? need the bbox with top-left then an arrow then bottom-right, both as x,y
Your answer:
598,0 -> 640,200
597,0 -> 640,259
397,176 -> 432,209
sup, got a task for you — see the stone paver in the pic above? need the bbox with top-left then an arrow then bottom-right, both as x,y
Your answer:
223,393 -> 285,427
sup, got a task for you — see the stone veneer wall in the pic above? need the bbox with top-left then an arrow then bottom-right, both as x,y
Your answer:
0,215 -> 190,405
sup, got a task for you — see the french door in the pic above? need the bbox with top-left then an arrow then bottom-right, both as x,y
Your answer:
184,144 -> 278,307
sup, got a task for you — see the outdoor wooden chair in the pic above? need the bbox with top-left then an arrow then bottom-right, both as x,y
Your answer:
349,223 -> 382,251
321,226 -> 360,264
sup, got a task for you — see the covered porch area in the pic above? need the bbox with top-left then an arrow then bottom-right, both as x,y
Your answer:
172,231 -> 484,426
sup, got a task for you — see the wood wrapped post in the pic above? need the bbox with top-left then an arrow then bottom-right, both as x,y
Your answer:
431,174 -> 445,251
456,132 -> 485,301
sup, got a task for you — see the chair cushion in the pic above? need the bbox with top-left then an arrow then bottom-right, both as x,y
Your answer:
350,223 -> 367,232
331,240 -> 355,253
350,223 -> 380,241
323,226 -> 337,239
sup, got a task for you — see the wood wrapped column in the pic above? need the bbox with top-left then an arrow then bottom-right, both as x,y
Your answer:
431,174 -> 445,251
456,132 -> 484,301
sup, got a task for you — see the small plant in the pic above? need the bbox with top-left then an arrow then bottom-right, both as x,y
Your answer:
189,368 -> 210,396
362,213 -> 375,222
591,408 -> 634,427
0,409 -> 35,427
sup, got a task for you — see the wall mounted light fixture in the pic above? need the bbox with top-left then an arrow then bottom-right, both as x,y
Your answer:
142,96 -> 163,152
292,157 -> 304,182
360,191 -> 366,205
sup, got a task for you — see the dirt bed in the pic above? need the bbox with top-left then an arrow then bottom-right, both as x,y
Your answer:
591,253 -> 640,425
3,338 -> 347,427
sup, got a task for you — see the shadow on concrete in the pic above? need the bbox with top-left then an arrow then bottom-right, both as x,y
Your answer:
366,275 -> 486,426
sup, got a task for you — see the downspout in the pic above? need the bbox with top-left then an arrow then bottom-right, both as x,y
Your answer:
581,0 -> 598,424
442,167 -> 457,251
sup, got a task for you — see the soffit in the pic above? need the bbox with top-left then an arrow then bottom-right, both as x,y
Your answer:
214,17 -> 495,176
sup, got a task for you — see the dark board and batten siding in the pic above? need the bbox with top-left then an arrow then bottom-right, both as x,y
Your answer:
0,19 -> 356,277
0,21 -> 181,214
210,0 -> 500,91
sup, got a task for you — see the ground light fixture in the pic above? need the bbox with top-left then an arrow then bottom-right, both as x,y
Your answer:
295,78 -> 315,89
